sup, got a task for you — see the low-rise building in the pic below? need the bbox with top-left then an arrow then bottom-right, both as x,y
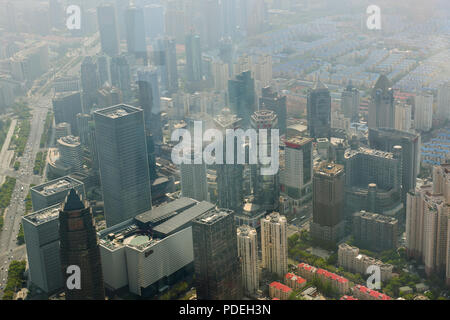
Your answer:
285,273 -> 307,291
338,243 -> 394,281
269,281 -> 292,300
352,284 -> 391,300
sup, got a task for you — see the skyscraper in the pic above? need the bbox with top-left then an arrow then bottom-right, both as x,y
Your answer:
259,86 -> 287,136
59,189 -> 105,300
154,37 -> 179,94
311,162 -> 345,248
137,67 -> 162,142
143,4 -> 165,42
282,137 -> 313,206
125,6 -> 148,62
214,108 -> 244,212
185,33 -> 203,82
414,93 -> 433,132
94,104 -> 152,227
237,225 -> 259,295
52,91 -> 82,136
437,82 -> 450,121
80,56 -> 99,114
341,82 -> 360,122
228,70 -> 256,127
97,4 -> 120,57
192,209 -> 243,300
368,75 -> 395,129
368,127 -> 421,204
110,55 -> 132,101
307,79 -> 331,139
250,110 -> 279,212
261,212 -> 288,277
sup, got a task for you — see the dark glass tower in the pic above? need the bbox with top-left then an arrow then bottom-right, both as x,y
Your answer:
192,209 -> 243,300
80,56 -> 99,113
59,189 -> 105,300
368,75 -> 395,129
125,6 -> 148,62
97,4 -> 120,57
259,86 -> 287,135
185,33 -> 203,82
228,70 -> 256,128
307,79 -> 331,139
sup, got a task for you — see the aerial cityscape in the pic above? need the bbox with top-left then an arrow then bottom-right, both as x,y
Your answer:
0,0 -> 450,306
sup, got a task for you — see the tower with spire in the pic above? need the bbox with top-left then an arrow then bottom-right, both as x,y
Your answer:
59,189 -> 105,300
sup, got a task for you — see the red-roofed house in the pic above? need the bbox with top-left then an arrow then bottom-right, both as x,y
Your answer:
297,263 -> 318,281
316,268 -> 350,294
269,281 -> 293,300
351,285 -> 391,300
340,295 -> 358,300
285,273 -> 307,291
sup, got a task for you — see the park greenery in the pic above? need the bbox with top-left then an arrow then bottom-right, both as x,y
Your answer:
0,177 -> 16,210
40,112 -> 53,148
159,281 -> 189,300
11,102 -> 31,120
13,161 -> 20,171
24,185 -> 34,214
10,119 -> 31,157
33,151 -> 47,175
2,260 -> 26,300
16,223 -> 24,245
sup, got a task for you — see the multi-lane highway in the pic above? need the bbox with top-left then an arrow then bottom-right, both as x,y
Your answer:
0,94 -> 50,297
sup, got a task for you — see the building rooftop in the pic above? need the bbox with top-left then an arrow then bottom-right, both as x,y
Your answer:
195,208 -> 233,225
94,104 -> 142,119
345,146 -> 395,160
314,162 -> 344,176
284,136 -> 313,149
269,281 -> 292,293
352,285 -> 391,300
354,210 -> 398,225
152,201 -> 215,236
57,135 -> 80,147
134,197 -> 197,226
285,273 -> 306,285
23,204 -> 60,226
32,176 -> 83,197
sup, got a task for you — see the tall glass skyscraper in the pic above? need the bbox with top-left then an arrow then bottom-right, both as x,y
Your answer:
94,104 -> 152,227
97,4 -> 120,57
307,79 -> 331,139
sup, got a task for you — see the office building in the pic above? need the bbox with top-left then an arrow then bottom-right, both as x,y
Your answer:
259,86 -> 287,136
338,243 -> 394,282
180,159 -> 208,202
394,102 -> 412,132
237,225 -> 259,295
437,82 -> 450,121
344,145 -> 403,218
368,128 -> 421,203
307,79 -> 331,139
261,212 -> 288,277
185,34 -> 203,82
30,176 -> 85,212
52,92 -> 82,136
125,6 -> 147,62
282,137 -> 313,207
97,5 -> 120,57
228,70 -> 256,127
110,55 -> 132,100
99,198 -> 213,296
341,83 -> 360,122
137,67 -> 162,142
57,135 -> 83,173
144,4 -> 165,41
80,56 -> 99,113
192,209 -> 243,300
414,93 -> 433,132
22,205 -> 63,294
96,54 -> 111,86
94,105 -> 152,227
352,211 -> 398,251
368,75 -> 395,129
250,110 -> 280,212
154,37 -> 179,94
311,162 -> 345,248
59,189 -> 105,300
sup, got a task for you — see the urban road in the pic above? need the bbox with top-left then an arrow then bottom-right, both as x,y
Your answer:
0,36 -> 99,297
